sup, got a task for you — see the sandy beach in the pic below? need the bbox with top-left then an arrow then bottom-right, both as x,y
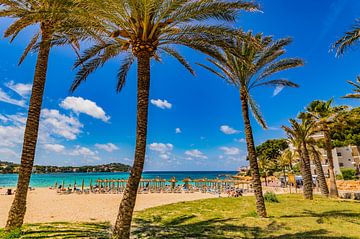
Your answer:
0,188 -> 217,227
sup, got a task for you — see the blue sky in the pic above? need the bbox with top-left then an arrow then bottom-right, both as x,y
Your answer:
0,0 -> 359,171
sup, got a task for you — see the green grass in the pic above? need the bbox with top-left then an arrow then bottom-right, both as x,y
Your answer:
1,194 -> 360,238
133,194 -> 360,238
0,222 -> 111,239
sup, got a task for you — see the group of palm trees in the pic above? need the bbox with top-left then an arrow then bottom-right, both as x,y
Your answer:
282,99 -> 346,200
0,1 -> 358,238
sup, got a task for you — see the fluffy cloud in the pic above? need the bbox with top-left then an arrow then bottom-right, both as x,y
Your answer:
149,143 -> 173,153
41,109 -> 83,140
60,96 -> 110,122
69,146 -> 97,157
220,125 -> 240,135
5,81 -> 32,97
185,149 -> 208,159
43,144 -> 65,153
0,88 -> 26,107
0,148 -> 18,157
149,143 -> 173,160
150,99 -> 172,109
219,146 -> 240,155
0,124 -> 24,147
95,143 -> 119,152
234,138 -> 246,143
175,128 -> 182,134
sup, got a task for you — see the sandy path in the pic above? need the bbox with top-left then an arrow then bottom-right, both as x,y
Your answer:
0,188 -> 217,227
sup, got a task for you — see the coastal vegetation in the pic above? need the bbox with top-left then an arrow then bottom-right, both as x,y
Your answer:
0,161 -> 131,174
1,195 -> 360,238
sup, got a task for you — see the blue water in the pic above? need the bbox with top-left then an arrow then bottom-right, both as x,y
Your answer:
0,171 -> 237,188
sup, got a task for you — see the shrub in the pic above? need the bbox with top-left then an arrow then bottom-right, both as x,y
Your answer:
341,168 -> 356,180
264,191 -> 279,203
336,174 -> 343,180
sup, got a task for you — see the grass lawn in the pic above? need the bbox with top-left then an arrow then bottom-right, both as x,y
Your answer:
1,194 -> 360,238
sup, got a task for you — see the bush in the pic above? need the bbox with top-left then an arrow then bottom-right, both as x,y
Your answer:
336,174 -> 343,180
0,228 -> 22,239
341,168 -> 356,180
264,191 -> 279,203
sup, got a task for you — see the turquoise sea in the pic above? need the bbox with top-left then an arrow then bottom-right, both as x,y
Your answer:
0,171 -> 237,188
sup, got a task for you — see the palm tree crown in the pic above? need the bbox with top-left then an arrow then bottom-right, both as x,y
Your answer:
198,33 -> 304,128
334,19 -> 360,56
71,0 -> 260,92
0,0 -> 94,63
343,76 -> 360,99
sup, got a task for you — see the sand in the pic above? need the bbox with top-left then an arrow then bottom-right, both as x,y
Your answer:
0,188 -> 217,227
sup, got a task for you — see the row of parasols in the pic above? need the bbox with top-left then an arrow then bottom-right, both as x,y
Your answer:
55,177 -> 253,193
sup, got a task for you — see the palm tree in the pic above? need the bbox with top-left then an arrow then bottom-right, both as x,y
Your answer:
198,33 -> 303,217
70,1 -> 260,237
343,76 -> 360,99
309,143 -> 329,197
305,99 -> 346,198
334,19 -> 360,56
282,119 -> 315,200
0,0 -> 94,230
278,149 -> 295,184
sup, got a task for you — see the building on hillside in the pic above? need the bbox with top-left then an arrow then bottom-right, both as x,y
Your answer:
312,146 -> 360,176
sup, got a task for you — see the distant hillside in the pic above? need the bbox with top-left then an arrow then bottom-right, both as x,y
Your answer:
0,161 -> 131,174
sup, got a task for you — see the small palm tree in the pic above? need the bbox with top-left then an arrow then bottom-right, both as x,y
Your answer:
308,142 -> 329,197
0,0 -> 93,230
70,1 -> 260,237
198,33 -> 303,217
305,99 -> 347,198
343,76 -> 360,99
278,149 -> 295,184
334,19 -> 360,56
282,119 -> 315,200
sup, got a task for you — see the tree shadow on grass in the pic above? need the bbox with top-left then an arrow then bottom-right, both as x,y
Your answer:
17,222 -> 111,239
132,215 -> 354,239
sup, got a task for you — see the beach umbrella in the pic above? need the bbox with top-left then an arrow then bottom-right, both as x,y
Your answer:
169,177 -> 177,189
81,179 -> 84,192
182,177 -> 191,189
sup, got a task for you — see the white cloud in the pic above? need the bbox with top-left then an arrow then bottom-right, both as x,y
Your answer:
69,146 -> 97,157
95,143 -> 119,152
220,125 -> 240,135
5,81 -> 32,97
151,99 -> 172,109
175,128 -> 182,134
41,109 -> 83,140
149,143 -> 173,154
185,149 -> 208,159
0,124 -> 24,147
235,138 -> 246,143
219,146 -> 240,155
60,96 -> 110,122
0,88 -> 26,107
43,144 -> 65,153
273,86 -> 284,96
159,154 -> 170,160
0,148 -> 18,157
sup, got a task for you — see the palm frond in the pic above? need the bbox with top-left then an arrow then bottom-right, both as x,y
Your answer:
116,54 -> 134,93
18,31 -> 40,65
334,19 -> 360,56
247,93 -> 267,129
160,46 -> 195,75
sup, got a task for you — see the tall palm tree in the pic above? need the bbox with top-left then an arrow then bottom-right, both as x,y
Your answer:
309,143 -> 329,197
305,99 -> 346,198
70,1 -> 260,237
282,119 -> 315,200
198,33 -> 303,217
0,0 -> 94,230
334,19 -> 360,56
343,76 -> 360,99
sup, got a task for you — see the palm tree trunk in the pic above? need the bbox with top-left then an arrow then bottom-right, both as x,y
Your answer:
310,145 -> 329,197
5,27 -> 51,231
324,129 -> 339,197
300,143 -> 313,200
240,88 -> 266,217
113,51 -> 151,239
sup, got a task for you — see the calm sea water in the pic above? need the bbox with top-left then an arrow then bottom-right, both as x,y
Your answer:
0,171 -> 237,188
